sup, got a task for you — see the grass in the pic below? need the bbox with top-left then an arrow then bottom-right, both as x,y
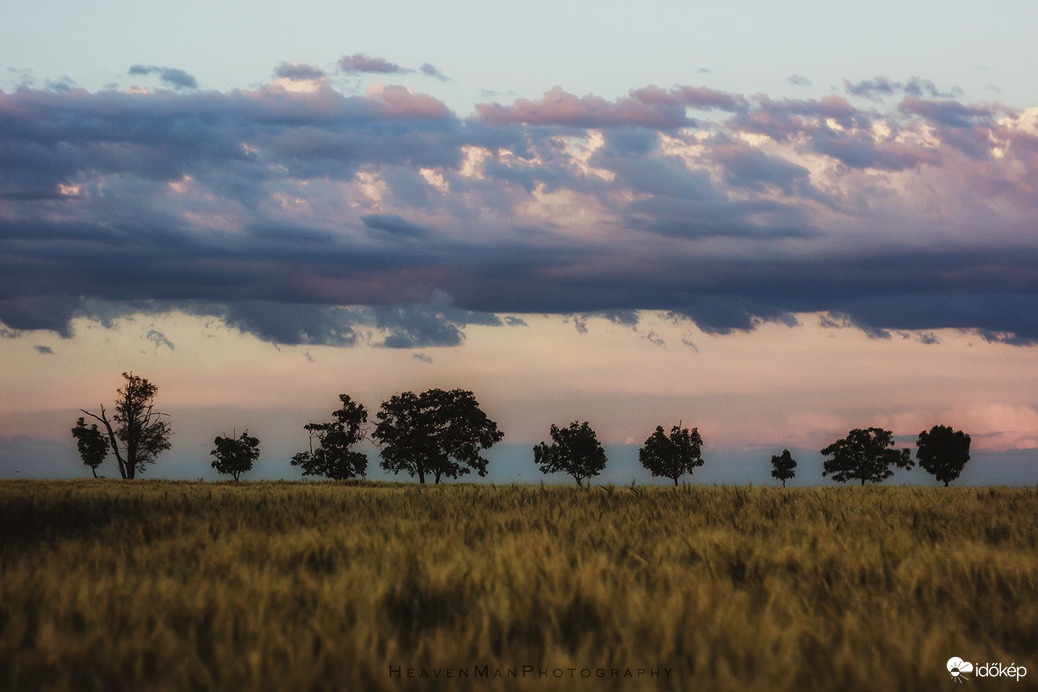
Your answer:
0,480 -> 1035,691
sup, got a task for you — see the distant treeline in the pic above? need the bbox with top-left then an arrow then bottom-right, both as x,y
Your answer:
73,372 -> 972,486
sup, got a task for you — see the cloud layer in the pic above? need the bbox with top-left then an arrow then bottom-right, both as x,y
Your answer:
3,73 -> 1038,346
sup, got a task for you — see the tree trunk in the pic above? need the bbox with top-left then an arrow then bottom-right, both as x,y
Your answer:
781,479 -> 786,488
83,406 -> 129,479
575,477 -> 582,487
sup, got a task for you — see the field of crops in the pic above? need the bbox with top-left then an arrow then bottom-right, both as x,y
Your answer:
0,480 -> 1035,691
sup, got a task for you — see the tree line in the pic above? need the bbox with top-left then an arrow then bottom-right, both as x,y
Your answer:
72,372 -> 973,487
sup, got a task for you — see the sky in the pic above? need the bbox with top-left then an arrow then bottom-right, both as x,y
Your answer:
2,0 -> 1038,484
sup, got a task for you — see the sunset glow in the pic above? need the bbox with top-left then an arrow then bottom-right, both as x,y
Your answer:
3,0 -> 1037,484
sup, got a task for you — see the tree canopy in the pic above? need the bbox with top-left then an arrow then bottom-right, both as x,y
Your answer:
820,427 -> 912,485
916,425 -> 971,486
770,449 -> 797,487
71,417 -> 109,478
211,430 -> 261,481
533,421 -> 607,486
75,372 -> 171,479
373,388 -> 503,484
291,394 -> 369,480
638,424 -> 704,485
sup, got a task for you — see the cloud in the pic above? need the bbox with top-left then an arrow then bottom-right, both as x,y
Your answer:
787,75 -> 812,87
275,62 -> 327,81
709,142 -> 812,192
845,76 -> 961,101
420,64 -> 450,81
361,214 -> 431,238
898,96 -> 995,128
645,331 -> 665,348
33,344 -> 53,355
476,86 -> 693,128
1,78 -> 1036,347
128,64 -> 198,90
338,53 -> 408,74
204,302 -> 362,347
412,352 -> 433,363
146,329 -> 175,351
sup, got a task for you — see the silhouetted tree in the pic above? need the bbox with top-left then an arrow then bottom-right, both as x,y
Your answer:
373,388 -> 503,484
770,449 -> 796,487
75,372 -> 172,479
533,421 -> 607,486
821,427 -> 912,485
639,423 -> 704,485
916,425 -> 971,486
291,395 -> 368,480
211,430 -> 261,481
71,417 -> 109,478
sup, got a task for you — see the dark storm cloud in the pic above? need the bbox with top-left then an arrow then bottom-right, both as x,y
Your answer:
1,77 -> 1036,346
129,65 -> 198,90
361,214 -> 431,238
372,294 -> 503,348
214,302 -> 362,347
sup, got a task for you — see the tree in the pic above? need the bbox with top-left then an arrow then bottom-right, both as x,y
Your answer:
533,421 -> 607,487
291,394 -> 368,480
820,427 -> 912,485
75,372 -> 172,479
638,423 -> 704,485
373,389 -> 503,484
916,425 -> 971,486
770,449 -> 797,487
71,417 -> 109,478
211,430 -> 261,481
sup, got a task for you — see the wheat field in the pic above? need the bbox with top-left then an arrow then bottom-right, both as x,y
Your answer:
0,480 -> 1035,691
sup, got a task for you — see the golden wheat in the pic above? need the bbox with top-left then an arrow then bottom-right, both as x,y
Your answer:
0,481 -> 1035,691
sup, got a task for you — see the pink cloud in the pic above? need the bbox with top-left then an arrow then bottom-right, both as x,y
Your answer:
338,53 -> 408,74
632,84 -> 747,111
368,84 -> 451,120
475,86 -> 690,128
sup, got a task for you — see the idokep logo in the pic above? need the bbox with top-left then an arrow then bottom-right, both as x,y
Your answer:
947,657 -> 1028,684
947,658 -> 973,684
